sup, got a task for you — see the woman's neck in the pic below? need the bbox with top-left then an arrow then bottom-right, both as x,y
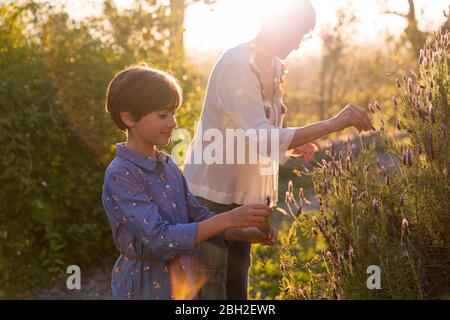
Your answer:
251,33 -> 276,68
125,132 -> 157,158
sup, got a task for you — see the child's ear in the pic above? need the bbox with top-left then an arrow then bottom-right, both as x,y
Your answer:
120,112 -> 135,128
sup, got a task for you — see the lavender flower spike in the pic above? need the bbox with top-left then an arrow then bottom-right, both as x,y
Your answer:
401,218 -> 410,236
372,198 -> 379,215
429,105 -> 436,124
374,100 -> 381,110
408,78 -> 413,94
407,148 -> 413,167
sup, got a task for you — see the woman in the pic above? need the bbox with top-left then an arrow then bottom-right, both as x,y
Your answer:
183,0 -> 373,300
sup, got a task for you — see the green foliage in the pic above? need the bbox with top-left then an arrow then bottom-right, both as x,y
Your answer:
279,30 -> 450,300
0,3 -> 113,297
249,218 -> 323,300
0,0 -> 206,297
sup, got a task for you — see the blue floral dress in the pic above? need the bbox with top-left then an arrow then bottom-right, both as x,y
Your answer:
102,143 -> 223,300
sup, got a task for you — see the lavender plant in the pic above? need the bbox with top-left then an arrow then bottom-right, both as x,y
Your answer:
278,30 -> 449,300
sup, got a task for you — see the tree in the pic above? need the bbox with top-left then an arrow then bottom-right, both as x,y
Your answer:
442,5 -> 450,32
378,0 -> 429,54
0,0 -> 217,297
318,7 -> 357,120
167,0 -> 216,70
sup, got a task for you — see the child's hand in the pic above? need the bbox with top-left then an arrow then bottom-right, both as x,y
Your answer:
224,204 -> 271,229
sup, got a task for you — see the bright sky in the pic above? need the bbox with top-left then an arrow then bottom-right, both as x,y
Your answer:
183,0 -> 449,55
63,0 -> 449,55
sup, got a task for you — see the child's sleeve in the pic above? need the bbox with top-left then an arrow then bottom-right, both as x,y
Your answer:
181,175 -> 228,245
181,175 -> 218,223
105,168 -> 199,261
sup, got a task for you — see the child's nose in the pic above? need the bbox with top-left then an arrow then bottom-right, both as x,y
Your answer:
168,115 -> 177,128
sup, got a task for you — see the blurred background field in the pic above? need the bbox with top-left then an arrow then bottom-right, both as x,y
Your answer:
0,0 -> 448,299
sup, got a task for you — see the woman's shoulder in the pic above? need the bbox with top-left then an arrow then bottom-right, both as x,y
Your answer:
222,42 -> 250,59
214,43 -> 253,73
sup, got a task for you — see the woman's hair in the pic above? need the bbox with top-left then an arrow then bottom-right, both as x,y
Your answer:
260,0 -> 316,33
105,64 -> 182,131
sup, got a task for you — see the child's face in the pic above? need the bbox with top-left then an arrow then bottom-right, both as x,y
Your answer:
131,109 -> 177,146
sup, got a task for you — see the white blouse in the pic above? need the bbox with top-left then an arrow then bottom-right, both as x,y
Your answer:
182,42 -> 296,205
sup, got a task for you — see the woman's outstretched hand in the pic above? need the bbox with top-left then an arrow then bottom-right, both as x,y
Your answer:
288,104 -> 372,152
330,103 -> 373,132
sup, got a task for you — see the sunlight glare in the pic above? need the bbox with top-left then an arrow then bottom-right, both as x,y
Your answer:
184,0 -> 449,55
184,0 -> 261,51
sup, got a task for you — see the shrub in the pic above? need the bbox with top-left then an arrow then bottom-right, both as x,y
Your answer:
278,30 -> 449,299
0,1 -> 205,297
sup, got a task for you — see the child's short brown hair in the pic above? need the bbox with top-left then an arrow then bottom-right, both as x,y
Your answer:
105,64 -> 182,131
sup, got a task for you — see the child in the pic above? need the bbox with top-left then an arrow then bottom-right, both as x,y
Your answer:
102,65 -> 275,300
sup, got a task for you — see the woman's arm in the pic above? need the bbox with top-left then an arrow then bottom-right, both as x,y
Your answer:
288,104 -> 374,150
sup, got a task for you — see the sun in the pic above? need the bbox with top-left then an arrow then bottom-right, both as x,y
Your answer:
184,0 -> 262,51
